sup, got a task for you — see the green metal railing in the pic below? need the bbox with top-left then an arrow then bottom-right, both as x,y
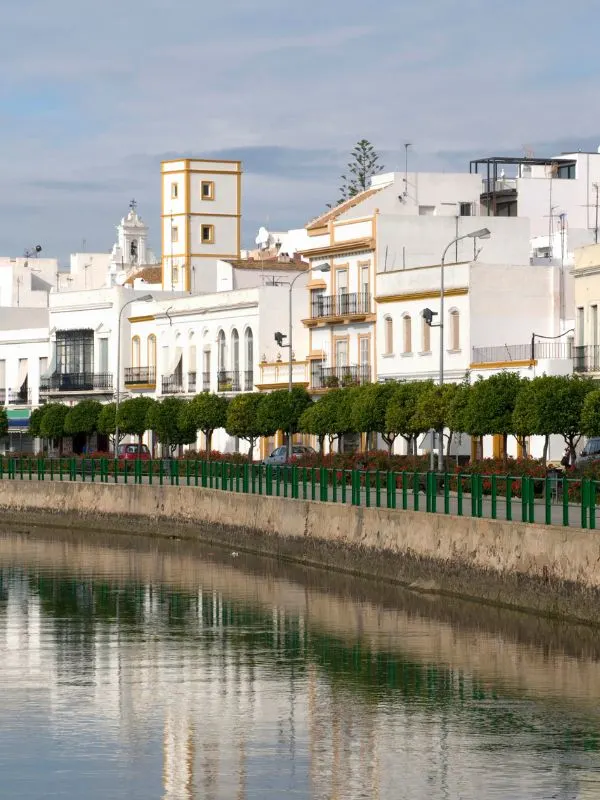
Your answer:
0,457 -> 596,530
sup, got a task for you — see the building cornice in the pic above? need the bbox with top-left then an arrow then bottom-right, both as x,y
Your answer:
299,238 -> 375,259
375,287 -> 468,303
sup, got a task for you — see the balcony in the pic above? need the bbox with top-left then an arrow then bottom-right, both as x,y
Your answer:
124,367 -> 156,387
8,389 -> 31,405
472,342 -> 574,365
308,292 -> 372,324
202,371 -> 210,391
217,371 -> 240,392
574,345 -> 600,374
244,370 -> 254,391
312,365 -> 371,390
188,372 -> 197,393
40,373 -> 113,394
162,375 -> 184,394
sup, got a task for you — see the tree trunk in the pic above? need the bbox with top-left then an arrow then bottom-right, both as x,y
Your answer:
205,430 -> 212,460
502,433 -> 508,468
541,435 -> 549,467
318,434 -> 325,454
446,431 -> 453,460
248,437 -> 255,464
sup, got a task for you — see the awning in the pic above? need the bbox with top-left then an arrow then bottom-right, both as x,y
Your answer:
8,408 -> 31,431
41,349 -> 57,379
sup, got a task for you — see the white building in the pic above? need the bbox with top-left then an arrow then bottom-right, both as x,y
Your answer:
161,158 -> 242,294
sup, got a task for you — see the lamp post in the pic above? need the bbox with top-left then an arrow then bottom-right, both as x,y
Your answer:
425,227 -> 491,471
115,293 -> 153,450
275,263 -> 331,460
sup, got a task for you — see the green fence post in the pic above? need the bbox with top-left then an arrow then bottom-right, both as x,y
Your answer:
375,470 -> 381,508
563,476 -> 569,527
310,467 -> 315,501
457,474 -> 463,516
319,467 -> 327,502
431,473 -> 438,514
581,478 -> 589,530
365,471 -> 371,508
91,459 -> 97,483
283,466 -> 289,498
545,476 -> 552,526
426,472 -> 432,513
257,464 -> 263,495
506,477 -> 512,521
59,459 -> 64,482
491,474 -> 497,520
477,474 -> 484,517
27,458 -> 32,481
528,477 -> 535,524
392,472 -> 398,510
386,471 -> 393,509
413,472 -> 419,512
520,477 -> 528,522
124,459 -> 129,484
49,459 -> 54,482
591,481 -> 597,530
158,458 -> 164,486
20,458 -> 25,481
444,473 -> 450,515
242,463 -> 249,494
470,475 -> 477,517
302,467 -> 308,500
402,472 -> 408,510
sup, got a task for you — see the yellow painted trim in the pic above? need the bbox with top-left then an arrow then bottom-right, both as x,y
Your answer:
470,359 -> 536,370
237,170 -> 242,258
302,313 -> 377,327
161,158 -> 242,166
128,314 -> 156,323
300,238 -> 375,258
185,159 -> 191,292
161,170 -> 165,288
307,279 -> 327,289
307,225 -> 328,237
200,224 -> 215,245
493,434 -> 502,459
163,253 -> 238,260
333,215 -> 374,229
161,212 -> 241,219
307,352 -> 325,360
376,287 -> 469,303
259,360 -> 308,367
125,383 -> 157,390
255,382 -> 310,391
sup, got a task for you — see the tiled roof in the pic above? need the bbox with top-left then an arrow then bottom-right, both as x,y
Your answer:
306,186 -> 385,230
124,266 -> 162,285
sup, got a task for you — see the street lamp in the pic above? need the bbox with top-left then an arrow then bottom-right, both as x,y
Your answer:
115,293 -> 153,449
275,262 -> 331,460
426,227 -> 491,470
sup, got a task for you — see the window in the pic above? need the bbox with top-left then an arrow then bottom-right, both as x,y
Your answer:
449,309 -> 460,351
459,202 -> 472,216
56,329 -> 93,375
359,336 -> 370,366
335,339 -> 348,368
131,336 -> 141,368
557,163 -> 576,179
592,305 -> 598,347
231,328 -> 240,374
171,183 -> 178,199
99,339 -> 108,373
245,329 -> 254,390
577,307 -> 584,346
402,315 -> 412,354
201,224 -> 214,244
311,289 -> 325,318
422,316 -> 431,353
172,264 -> 179,284
201,181 -> 215,200
171,225 -> 179,243
39,357 -> 48,379
147,335 -> 157,368
384,316 -> 393,355
359,263 -> 370,297
217,330 -> 227,371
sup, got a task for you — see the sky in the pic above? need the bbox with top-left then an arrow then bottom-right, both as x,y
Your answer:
1,0 -> 599,264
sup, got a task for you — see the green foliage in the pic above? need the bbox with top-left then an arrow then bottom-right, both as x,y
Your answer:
147,397 -> 197,453
581,388 -> 600,437
179,393 -> 228,456
226,393 -> 264,460
412,382 -> 457,432
64,400 -> 102,437
336,139 -> 384,204
40,403 -> 69,440
97,403 -> 117,438
116,397 -> 155,440
446,382 -> 472,435
0,407 -> 7,439
384,382 -> 431,452
28,406 -> 46,437
463,372 -> 524,437
299,389 -> 356,449
256,388 -> 311,436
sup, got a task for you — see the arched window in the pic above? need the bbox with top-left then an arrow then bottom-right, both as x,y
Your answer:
147,335 -> 156,368
217,330 -> 227,372
245,329 -> 254,391
384,316 -> 393,355
131,336 -> 141,368
402,315 -> 412,354
231,328 -> 240,374
422,316 -> 431,353
449,309 -> 460,351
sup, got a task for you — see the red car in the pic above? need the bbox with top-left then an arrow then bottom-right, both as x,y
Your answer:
117,443 -> 151,461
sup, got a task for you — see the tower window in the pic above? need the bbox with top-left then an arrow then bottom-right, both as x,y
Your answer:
171,183 -> 178,199
201,181 -> 215,200
171,226 -> 179,243
201,224 -> 214,244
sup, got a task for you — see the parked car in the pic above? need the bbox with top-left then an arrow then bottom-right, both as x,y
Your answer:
117,443 -> 151,461
575,437 -> 600,468
263,445 -> 316,465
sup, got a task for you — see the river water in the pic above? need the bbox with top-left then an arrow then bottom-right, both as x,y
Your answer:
1,529 -> 600,799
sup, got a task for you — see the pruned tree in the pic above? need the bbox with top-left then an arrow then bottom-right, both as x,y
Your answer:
179,393 -> 228,458
116,397 -> 155,451
64,399 -> 102,453
463,372 -> 524,463
352,382 -> 401,454
413,382 -> 461,464
226,393 -> 264,462
147,397 -> 197,456
299,388 -> 356,452
335,139 -> 384,205
384,381 -> 431,456
257,388 -> 311,442
40,403 -> 69,455
97,402 -> 119,448
28,407 -> 46,440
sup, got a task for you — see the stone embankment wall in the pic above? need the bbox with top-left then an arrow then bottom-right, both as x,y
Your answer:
1,481 -> 600,621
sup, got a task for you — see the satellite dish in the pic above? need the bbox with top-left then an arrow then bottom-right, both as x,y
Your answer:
255,226 -> 271,250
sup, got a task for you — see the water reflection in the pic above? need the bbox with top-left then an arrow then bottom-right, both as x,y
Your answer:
0,530 -> 599,798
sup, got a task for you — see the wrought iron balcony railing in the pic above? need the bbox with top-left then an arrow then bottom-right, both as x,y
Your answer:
202,371 -> 211,392
40,373 -> 113,393
188,372 -> 197,393
312,365 -> 371,390
161,375 -> 184,394
124,367 -> 156,386
472,342 -> 574,364
574,345 -> 600,374
217,371 -> 240,392
244,370 -> 254,391
8,389 -> 31,405
311,292 -> 371,319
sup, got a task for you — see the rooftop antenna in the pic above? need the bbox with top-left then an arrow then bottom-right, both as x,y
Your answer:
403,143 -> 412,198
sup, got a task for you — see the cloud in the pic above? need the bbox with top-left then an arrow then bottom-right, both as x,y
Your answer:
0,0 -> 599,261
